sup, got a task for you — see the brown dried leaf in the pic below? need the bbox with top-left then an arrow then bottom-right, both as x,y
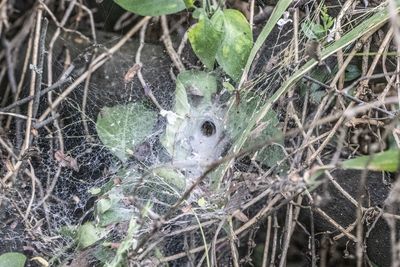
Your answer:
124,63 -> 141,83
55,151 -> 79,172
232,210 -> 249,223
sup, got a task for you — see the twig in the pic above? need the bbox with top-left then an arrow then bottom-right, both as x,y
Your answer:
261,216 -> 272,267
135,20 -> 163,111
0,76 -> 72,112
269,214 -> 279,267
32,17 -> 48,118
278,203 -> 293,267
0,112 -> 33,120
0,136 -> 18,160
23,162 -> 36,221
160,15 -> 185,72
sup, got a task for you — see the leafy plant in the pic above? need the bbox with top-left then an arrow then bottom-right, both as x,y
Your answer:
114,0 -> 253,81
301,5 -> 334,40
189,9 -> 253,80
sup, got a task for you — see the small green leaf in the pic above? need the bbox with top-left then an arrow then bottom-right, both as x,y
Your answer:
342,150 -> 400,172
345,64 -> 361,81
188,17 -> 222,69
97,198 -> 112,214
197,197 -> 207,207
0,252 -> 26,267
177,70 -> 218,104
227,93 -> 286,169
106,217 -> 138,267
183,0 -> 195,8
213,9 -> 253,80
301,20 -> 325,40
223,81 -> 236,92
96,102 -> 157,162
77,222 -> 107,249
89,187 -> 101,195
153,167 -> 186,191
114,0 -> 186,16
99,208 -> 133,227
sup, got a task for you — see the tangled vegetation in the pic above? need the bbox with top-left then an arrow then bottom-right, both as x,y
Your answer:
1,0 -> 400,266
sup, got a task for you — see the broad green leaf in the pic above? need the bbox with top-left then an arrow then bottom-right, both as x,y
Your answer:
114,0 -> 186,16
96,102 -> 157,162
345,64 -> 361,81
188,17 -> 222,69
153,167 -> 186,191
97,198 -> 112,214
99,208 -> 133,227
0,252 -> 26,267
213,9 -> 253,80
177,70 -> 218,104
77,222 -> 107,249
342,150 -> 400,172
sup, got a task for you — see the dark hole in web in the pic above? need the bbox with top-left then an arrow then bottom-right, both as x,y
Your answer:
201,120 -> 216,137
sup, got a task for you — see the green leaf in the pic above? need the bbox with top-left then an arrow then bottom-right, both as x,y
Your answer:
301,20 -> 325,40
227,94 -> 285,169
0,252 -> 26,267
99,208 -> 133,227
213,9 -> 253,80
345,64 -> 361,81
96,102 -> 157,162
223,81 -> 235,92
342,150 -> 400,172
114,0 -> 186,16
188,16 -> 222,69
177,70 -> 218,104
89,187 -> 101,195
77,222 -> 107,249
105,217 -> 138,267
97,198 -> 112,214
183,0 -> 195,8
153,167 -> 186,191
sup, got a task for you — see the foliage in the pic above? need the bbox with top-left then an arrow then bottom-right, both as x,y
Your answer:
342,150 -> 400,172
115,0 -> 253,81
77,222 -> 108,249
189,9 -> 253,80
301,5 -> 334,40
227,93 -> 286,169
96,102 -> 157,162
0,252 -> 26,267
114,0 -> 187,16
